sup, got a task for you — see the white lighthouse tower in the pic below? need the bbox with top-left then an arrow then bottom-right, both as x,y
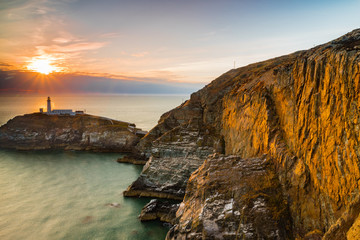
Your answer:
47,96 -> 52,114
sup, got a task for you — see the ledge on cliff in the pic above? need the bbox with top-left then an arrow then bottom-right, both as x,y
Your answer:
0,113 -> 146,152
139,199 -> 180,225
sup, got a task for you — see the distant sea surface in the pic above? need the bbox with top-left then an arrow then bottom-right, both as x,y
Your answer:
0,94 -> 188,240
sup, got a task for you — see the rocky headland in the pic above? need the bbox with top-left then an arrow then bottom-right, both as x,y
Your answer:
0,113 -> 146,152
125,29 -> 360,239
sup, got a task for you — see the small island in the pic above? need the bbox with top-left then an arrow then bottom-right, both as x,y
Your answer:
0,97 -> 147,152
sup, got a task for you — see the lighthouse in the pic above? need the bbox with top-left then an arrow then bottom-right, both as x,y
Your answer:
47,96 -> 52,113
43,97 -> 82,115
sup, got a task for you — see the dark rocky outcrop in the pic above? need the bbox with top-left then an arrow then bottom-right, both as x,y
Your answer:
0,113 -> 145,152
117,155 -> 147,165
125,29 -> 360,239
139,199 -> 180,225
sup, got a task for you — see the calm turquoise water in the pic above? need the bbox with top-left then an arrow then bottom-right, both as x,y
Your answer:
0,94 -> 188,240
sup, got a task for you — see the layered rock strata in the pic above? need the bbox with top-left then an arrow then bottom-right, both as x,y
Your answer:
139,199 -> 180,225
126,29 -> 360,239
0,113 -> 144,152
124,95 -> 224,199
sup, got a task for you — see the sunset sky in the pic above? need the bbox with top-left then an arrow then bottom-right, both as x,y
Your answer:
0,0 -> 359,93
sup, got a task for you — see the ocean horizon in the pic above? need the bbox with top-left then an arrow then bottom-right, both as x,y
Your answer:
0,93 -> 189,130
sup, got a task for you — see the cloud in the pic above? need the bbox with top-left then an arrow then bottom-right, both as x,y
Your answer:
131,51 -> 149,57
99,32 -> 121,39
52,37 -> 71,44
0,0 -> 56,20
0,69 -> 204,94
0,62 -> 14,71
71,71 -> 170,83
0,62 -> 12,67
38,42 -> 107,53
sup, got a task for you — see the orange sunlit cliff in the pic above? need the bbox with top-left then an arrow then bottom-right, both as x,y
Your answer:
123,29 -> 360,239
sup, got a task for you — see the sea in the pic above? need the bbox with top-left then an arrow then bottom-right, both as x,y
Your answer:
0,94 -> 188,240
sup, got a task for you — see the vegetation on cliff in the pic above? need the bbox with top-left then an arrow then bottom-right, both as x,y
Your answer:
126,29 -> 360,239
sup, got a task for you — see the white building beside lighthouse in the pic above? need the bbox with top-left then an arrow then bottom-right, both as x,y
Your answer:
40,97 -> 84,116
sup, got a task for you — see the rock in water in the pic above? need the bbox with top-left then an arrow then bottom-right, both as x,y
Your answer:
106,202 -> 121,208
0,113 -> 145,152
125,29 -> 360,239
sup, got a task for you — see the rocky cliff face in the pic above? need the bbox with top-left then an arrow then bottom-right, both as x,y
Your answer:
126,29 -> 360,239
124,85 -> 227,199
168,154 -> 292,239
0,113 -> 144,152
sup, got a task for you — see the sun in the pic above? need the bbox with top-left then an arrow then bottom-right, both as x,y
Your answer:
27,57 -> 60,75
